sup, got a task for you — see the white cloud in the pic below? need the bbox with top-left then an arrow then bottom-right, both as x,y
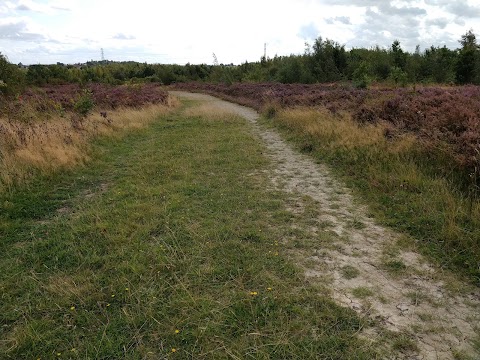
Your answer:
15,4 -> 31,11
426,18 -> 449,29
112,33 -> 136,41
0,0 -> 479,64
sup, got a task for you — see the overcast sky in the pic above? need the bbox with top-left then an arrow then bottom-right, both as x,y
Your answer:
1,0 -> 480,65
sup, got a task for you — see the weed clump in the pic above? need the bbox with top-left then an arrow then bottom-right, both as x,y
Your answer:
262,102 -> 280,119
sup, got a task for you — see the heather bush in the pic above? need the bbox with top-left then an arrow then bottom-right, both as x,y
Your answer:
1,83 -> 170,121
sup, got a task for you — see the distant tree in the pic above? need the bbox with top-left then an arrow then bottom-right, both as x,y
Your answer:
460,29 -> 477,48
420,46 -> 457,83
26,65 -> 50,85
111,66 -> 127,82
391,40 -> 407,70
370,46 -> 392,80
0,53 -> 25,95
306,37 -> 347,82
141,63 -> 155,78
67,67 -> 83,83
49,64 -> 70,84
276,55 -> 314,84
389,66 -> 408,87
346,48 -> 366,78
352,61 -> 371,88
456,29 -> 479,84
157,67 -> 176,85
260,55 -> 267,67
406,45 -> 421,85
476,52 -> 480,84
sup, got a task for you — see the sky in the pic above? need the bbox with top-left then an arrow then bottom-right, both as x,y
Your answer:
1,0 -> 480,65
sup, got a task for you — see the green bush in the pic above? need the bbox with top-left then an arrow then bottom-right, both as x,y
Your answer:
389,66 -> 408,87
0,53 -> 25,96
74,89 -> 95,117
352,61 -> 371,89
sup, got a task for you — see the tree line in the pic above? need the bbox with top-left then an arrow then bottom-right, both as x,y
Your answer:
1,30 -> 480,95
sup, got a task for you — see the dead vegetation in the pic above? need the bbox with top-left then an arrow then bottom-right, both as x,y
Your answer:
0,98 -> 178,191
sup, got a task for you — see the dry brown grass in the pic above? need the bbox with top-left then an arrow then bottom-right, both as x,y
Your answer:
183,102 -> 243,122
44,273 -> 96,304
277,107 -> 417,152
0,99 -> 179,191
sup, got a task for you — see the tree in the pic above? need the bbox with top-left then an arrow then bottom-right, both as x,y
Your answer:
0,53 -> 25,95
456,29 -> 479,84
406,45 -> 421,84
306,37 -> 347,82
276,55 -> 314,84
389,66 -> 408,87
391,40 -> 407,70
352,61 -> 371,88
370,46 -> 392,80
420,46 -> 457,83
460,29 -> 477,48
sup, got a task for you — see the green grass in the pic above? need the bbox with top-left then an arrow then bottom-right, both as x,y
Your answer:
351,287 -> 374,299
383,260 -> 408,275
0,103 -> 379,358
340,265 -> 360,280
268,108 -> 480,285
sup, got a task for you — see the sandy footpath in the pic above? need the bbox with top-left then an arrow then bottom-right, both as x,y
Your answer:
171,91 -> 480,360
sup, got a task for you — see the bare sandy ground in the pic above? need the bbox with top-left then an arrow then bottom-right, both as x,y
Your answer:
171,91 -> 480,360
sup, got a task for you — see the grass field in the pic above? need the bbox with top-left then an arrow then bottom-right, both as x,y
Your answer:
0,100 -> 380,359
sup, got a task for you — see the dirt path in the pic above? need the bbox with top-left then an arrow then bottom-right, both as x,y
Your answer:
170,91 -> 480,360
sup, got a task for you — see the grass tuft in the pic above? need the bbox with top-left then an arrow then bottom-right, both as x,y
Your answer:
351,287 -> 375,299
341,265 -> 361,279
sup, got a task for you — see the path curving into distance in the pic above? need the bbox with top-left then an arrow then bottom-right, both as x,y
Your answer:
170,91 -> 480,360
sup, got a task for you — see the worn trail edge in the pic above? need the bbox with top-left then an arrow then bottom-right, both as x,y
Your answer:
171,91 -> 480,360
